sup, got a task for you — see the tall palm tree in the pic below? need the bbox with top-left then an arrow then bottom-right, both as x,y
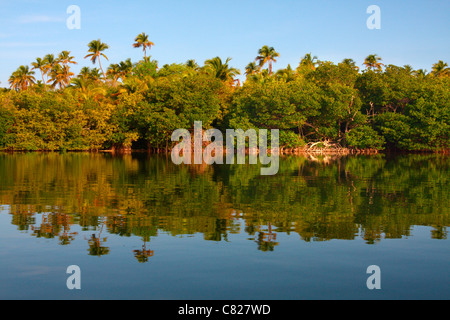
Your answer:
133,33 -> 154,61
84,39 -> 109,79
256,46 -> 280,75
431,60 -> 450,78
299,53 -> 319,71
8,65 -> 36,91
31,57 -> 48,91
363,54 -> 384,72
204,57 -> 241,82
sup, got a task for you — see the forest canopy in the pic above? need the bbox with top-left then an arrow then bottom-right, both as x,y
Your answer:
1,36 -> 449,152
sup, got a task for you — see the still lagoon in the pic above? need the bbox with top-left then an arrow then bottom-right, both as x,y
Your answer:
0,152 -> 448,300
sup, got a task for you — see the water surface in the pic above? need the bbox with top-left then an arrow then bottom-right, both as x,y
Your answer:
0,153 -> 448,299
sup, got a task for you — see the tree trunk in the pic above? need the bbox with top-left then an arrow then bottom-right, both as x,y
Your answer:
98,57 -> 106,79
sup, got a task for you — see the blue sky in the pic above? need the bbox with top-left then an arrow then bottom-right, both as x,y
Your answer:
0,0 -> 449,87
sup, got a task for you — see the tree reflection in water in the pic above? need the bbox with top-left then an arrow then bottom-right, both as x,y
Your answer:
0,153 -> 448,259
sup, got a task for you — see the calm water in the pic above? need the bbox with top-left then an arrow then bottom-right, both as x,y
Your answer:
0,152 -> 448,300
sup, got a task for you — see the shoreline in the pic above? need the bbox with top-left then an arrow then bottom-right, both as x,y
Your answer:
0,147 -> 448,155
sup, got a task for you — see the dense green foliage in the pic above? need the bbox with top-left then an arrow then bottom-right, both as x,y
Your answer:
1,39 -> 449,152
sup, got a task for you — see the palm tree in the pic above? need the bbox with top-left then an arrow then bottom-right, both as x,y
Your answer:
245,62 -> 260,77
8,65 -> 36,91
363,54 -> 384,72
8,73 -> 20,91
276,64 -> 296,82
43,54 -> 58,78
71,77 -> 89,92
58,51 -> 77,67
31,57 -> 48,91
78,67 -> 92,80
48,64 -> 74,89
84,39 -> 109,79
341,58 -> 359,71
118,58 -> 133,78
107,63 -> 122,86
413,69 -> 428,78
256,45 -> 280,75
431,60 -> 450,78
89,68 -> 102,82
403,65 -> 413,75
186,59 -> 200,71
299,53 -> 319,71
133,33 -> 154,61
204,57 -> 241,82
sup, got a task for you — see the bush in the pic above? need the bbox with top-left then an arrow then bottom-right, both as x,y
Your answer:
346,125 -> 385,150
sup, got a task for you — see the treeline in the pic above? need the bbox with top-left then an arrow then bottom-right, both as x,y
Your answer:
1,36 -> 449,152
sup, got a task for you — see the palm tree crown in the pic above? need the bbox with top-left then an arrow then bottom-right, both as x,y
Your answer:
84,39 -> 110,79
256,45 -> 280,75
9,65 -> 36,91
133,33 -> 154,61
31,57 -> 48,90
204,57 -> 241,82
245,62 -> 260,77
364,54 -> 384,72
299,53 -> 319,71
431,60 -> 450,78
58,51 -> 77,66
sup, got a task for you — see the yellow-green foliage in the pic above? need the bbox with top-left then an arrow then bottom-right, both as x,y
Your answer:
1,58 -> 449,152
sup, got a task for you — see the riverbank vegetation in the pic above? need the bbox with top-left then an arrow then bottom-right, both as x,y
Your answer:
1,35 -> 449,152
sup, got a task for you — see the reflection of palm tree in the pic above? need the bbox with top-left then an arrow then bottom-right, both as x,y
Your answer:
87,222 -> 110,256
59,230 -> 77,245
255,222 -> 278,252
58,214 -> 77,245
133,242 -> 154,263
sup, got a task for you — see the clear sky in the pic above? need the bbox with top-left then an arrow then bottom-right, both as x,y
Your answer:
0,0 -> 449,87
